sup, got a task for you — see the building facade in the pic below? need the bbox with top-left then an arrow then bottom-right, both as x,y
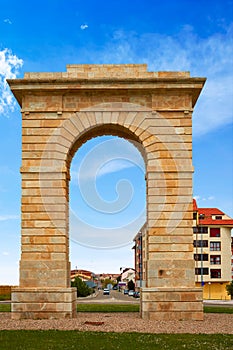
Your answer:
70,269 -> 95,282
193,200 -> 233,299
133,223 -> 146,290
232,237 -> 233,280
134,200 -> 233,299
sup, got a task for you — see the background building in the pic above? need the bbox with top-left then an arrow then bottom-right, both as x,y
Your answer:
193,200 -> 233,299
232,237 -> 233,280
133,223 -> 147,290
134,200 -> 233,299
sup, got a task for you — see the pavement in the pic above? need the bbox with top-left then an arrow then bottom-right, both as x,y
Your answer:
203,299 -> 233,306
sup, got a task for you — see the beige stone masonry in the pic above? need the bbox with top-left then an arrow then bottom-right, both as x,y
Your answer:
141,288 -> 203,320
8,64 -> 205,320
11,287 -> 76,319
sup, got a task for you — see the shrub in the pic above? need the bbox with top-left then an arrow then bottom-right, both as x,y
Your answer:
226,280 -> 233,299
71,277 -> 92,297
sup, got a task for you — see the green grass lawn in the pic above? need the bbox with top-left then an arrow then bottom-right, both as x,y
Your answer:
0,304 -> 10,312
204,306 -> 233,314
0,294 -> 11,301
77,303 -> 233,314
77,303 -> 139,312
0,331 -> 232,350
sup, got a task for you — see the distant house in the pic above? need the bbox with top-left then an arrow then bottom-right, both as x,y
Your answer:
70,269 -> 98,290
96,273 -> 119,283
70,269 -> 95,282
120,268 -> 135,284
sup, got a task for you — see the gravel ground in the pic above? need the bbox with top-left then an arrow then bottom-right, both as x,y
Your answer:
0,312 -> 232,334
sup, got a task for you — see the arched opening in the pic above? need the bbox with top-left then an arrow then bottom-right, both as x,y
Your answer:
68,129 -> 146,305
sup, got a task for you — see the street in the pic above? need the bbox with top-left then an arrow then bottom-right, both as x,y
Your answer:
77,290 -> 140,304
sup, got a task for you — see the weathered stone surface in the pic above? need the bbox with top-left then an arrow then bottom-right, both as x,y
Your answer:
11,287 -> 76,319
7,64 -> 205,320
141,288 -> 203,321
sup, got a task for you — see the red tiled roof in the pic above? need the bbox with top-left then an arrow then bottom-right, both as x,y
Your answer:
194,200 -> 233,226
199,219 -> 233,226
198,208 -> 225,215
193,199 -> 198,211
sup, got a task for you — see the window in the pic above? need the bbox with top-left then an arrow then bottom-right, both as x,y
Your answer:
194,254 -> 208,261
195,268 -> 209,275
210,269 -> 221,278
193,227 -> 198,233
198,226 -> 208,234
210,228 -> 220,237
215,216 -> 222,220
210,242 -> 221,251
193,240 -> 208,248
193,212 -> 197,220
210,255 -> 221,265
199,214 -> 205,220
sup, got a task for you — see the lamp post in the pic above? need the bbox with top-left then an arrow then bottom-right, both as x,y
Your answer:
208,282 -> 211,299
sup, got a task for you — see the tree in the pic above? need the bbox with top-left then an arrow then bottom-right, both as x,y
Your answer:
226,281 -> 233,299
127,279 -> 135,291
102,278 -> 114,289
71,277 -> 92,297
116,275 -> 121,283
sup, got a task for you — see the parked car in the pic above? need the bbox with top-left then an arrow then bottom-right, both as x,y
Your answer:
103,288 -> 110,295
123,289 -> 129,295
128,290 -> 134,296
133,291 -> 140,298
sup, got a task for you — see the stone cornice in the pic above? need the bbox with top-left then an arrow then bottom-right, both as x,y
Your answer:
7,76 -> 206,108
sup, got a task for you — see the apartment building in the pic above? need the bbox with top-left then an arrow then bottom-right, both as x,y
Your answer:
133,223 -> 147,290
193,199 -> 233,299
134,200 -> 233,299
232,236 -> 233,279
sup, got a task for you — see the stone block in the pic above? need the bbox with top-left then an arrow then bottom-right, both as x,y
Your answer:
141,288 -> 203,320
11,287 -> 76,319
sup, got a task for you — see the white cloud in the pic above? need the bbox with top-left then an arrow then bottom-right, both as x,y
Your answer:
0,48 -> 23,116
194,195 -> 215,203
98,159 -> 136,177
71,158 -> 135,181
71,138 -> 144,182
0,215 -> 19,221
80,24 -> 88,30
3,19 -> 12,25
82,25 -> 233,137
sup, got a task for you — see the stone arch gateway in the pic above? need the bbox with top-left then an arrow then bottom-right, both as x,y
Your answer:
8,64 -> 206,320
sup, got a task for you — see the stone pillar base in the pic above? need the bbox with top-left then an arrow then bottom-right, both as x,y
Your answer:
11,287 -> 77,319
141,287 -> 203,320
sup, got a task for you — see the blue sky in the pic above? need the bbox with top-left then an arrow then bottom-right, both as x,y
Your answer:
0,0 -> 232,284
